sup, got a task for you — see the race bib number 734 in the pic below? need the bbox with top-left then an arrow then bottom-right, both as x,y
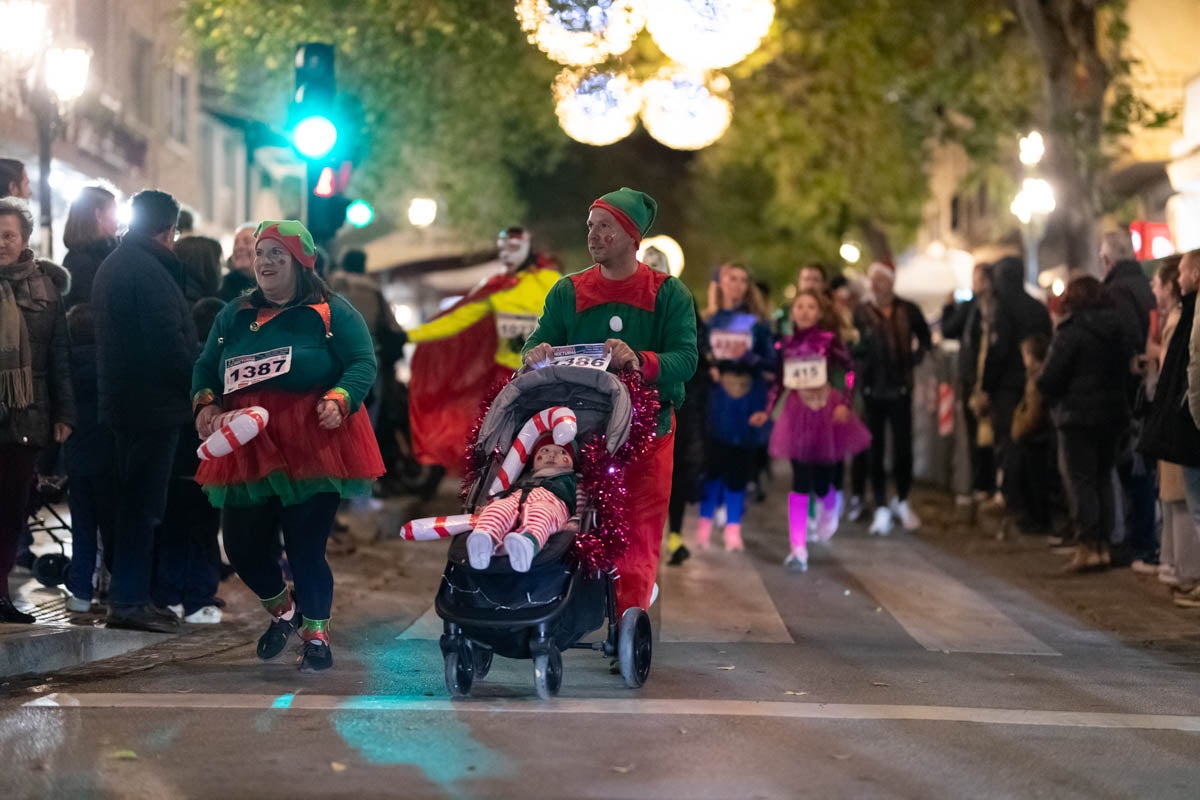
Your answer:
224,347 -> 293,394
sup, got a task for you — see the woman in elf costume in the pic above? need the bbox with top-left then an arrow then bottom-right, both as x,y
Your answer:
524,188 -> 698,614
192,221 -> 384,672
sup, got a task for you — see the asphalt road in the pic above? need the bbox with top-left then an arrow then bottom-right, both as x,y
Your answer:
2,486 -> 1199,799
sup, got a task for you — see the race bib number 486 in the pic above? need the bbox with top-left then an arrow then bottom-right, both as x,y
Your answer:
543,344 -> 612,371
224,347 -> 292,394
783,356 -> 828,391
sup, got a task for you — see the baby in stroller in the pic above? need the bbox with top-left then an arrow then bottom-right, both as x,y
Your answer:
466,434 -> 577,572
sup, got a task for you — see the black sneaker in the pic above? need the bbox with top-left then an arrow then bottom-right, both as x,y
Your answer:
668,544 -> 691,567
0,597 -> 36,624
299,640 -> 333,672
106,604 -> 180,634
257,615 -> 298,660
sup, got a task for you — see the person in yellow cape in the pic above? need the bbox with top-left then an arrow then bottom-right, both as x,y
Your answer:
404,227 -> 559,478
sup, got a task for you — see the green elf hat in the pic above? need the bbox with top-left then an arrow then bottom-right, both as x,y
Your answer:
590,187 -> 657,245
255,220 -> 317,270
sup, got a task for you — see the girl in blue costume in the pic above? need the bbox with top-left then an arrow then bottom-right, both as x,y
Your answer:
696,262 -> 776,551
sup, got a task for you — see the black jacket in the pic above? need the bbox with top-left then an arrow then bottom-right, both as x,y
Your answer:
941,298 -> 982,390
92,233 -> 199,428
62,237 -> 118,309
1139,292 -> 1200,466
1037,306 -> 1131,429
0,255 -> 76,447
852,296 -> 932,399
982,257 -> 1051,400
218,268 -> 256,303
62,341 -> 114,476
1104,259 -> 1154,355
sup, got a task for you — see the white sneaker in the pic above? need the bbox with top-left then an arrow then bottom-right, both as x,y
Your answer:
503,532 -> 537,573
65,595 -> 93,613
846,496 -> 865,522
184,605 -> 223,624
869,507 -> 893,536
891,498 -> 920,531
466,531 -> 495,570
167,603 -> 184,619
783,549 -> 808,572
650,582 -> 659,606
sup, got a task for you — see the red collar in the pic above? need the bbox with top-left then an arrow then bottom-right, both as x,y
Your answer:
570,263 -> 668,314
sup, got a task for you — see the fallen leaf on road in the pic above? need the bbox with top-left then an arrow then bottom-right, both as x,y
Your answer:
108,750 -> 138,761
330,762 -> 347,773
717,666 -> 736,671
785,691 -> 808,696
611,764 -> 636,774
678,728 -> 688,735
832,753 -> 852,761
871,682 -> 890,687
875,607 -> 882,613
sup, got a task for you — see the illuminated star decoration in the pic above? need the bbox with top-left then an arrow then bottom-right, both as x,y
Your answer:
515,0 -> 648,66
640,68 -> 732,150
645,0 -> 775,70
553,68 -> 643,146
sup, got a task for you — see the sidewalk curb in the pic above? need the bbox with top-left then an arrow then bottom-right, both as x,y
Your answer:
0,624 -> 171,679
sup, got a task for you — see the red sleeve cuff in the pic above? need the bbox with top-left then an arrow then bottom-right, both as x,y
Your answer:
639,351 -> 660,382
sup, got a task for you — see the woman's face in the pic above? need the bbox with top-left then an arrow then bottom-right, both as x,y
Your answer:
0,214 -> 27,266
718,265 -> 749,308
253,239 -> 298,300
7,170 -> 31,200
96,200 -> 119,238
791,294 -> 820,330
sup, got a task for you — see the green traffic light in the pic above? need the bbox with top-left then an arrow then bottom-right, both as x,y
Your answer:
345,199 -> 375,228
294,115 -> 338,159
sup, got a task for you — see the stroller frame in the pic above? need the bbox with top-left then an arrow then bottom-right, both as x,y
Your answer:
435,366 -> 653,699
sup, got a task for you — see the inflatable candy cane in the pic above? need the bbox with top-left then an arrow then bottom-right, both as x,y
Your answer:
489,405 -> 577,496
399,514 -> 478,541
197,406 -> 270,461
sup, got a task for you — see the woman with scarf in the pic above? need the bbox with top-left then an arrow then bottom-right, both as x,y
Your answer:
0,199 -> 75,623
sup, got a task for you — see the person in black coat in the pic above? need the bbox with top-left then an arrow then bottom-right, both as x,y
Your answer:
218,223 -> 257,302
942,262 -> 997,498
1038,276 -> 1132,572
981,256 -> 1052,456
92,190 -> 198,633
1101,230 -> 1155,359
62,186 -> 120,309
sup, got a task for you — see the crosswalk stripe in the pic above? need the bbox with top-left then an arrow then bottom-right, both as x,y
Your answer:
396,605 -> 443,641
832,537 -> 1059,656
658,550 -> 794,643
25,693 -> 1200,732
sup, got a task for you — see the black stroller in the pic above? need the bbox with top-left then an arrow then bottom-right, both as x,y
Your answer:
26,474 -> 72,587
435,365 -> 653,699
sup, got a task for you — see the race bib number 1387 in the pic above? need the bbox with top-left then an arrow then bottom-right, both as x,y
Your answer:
224,346 -> 292,394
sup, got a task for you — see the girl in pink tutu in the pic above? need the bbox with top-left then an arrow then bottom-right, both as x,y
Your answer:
756,290 -> 871,570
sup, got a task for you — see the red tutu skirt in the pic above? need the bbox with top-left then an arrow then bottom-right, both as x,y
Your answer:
768,388 -> 872,464
195,389 -> 385,507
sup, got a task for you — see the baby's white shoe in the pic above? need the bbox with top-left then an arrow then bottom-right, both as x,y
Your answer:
466,531 -> 495,570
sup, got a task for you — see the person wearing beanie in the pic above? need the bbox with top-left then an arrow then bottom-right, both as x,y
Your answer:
466,433 -> 578,572
404,225 -> 560,493
524,187 -> 699,614
191,219 -> 385,672
852,260 -> 932,535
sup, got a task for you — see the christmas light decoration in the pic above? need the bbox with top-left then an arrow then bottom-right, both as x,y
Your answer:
515,0 -> 647,66
553,68 -> 642,146
640,68 -> 732,151
645,0 -> 774,70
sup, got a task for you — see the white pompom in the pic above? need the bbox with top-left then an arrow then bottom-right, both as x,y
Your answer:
610,315 -> 623,332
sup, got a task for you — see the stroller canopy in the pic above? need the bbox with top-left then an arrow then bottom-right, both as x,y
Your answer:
477,366 -> 632,457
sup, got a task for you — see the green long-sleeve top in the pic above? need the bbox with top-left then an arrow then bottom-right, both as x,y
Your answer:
191,294 -> 376,411
523,263 -> 699,436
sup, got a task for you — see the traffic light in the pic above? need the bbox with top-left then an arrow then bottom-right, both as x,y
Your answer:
345,200 -> 375,228
306,161 -> 351,243
290,43 -> 338,160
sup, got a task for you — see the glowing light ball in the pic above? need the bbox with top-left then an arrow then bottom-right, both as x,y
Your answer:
640,68 -> 732,151
646,0 -> 775,70
553,69 -> 642,146
638,235 -> 685,277
515,0 -> 647,66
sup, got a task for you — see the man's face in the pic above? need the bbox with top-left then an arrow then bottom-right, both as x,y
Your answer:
533,443 -> 572,472
869,270 -> 894,302
798,267 -> 824,293
232,228 -> 257,273
0,214 -> 26,266
1180,254 -> 1200,294
587,208 -> 634,265
498,231 -> 531,269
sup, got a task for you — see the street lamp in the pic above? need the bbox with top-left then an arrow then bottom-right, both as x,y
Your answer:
1,1 -> 90,258
408,197 -> 438,228
1010,177 -> 1056,286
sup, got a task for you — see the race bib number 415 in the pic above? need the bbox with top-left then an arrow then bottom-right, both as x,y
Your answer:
224,347 -> 292,394
783,356 -> 828,391
544,343 -> 611,371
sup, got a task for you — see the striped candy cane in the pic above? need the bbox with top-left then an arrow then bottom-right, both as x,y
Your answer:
197,406 -> 270,461
400,514 -> 478,541
489,406 -> 577,496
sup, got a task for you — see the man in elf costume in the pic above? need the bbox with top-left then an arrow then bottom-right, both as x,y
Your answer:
405,227 -> 559,477
524,188 -> 698,614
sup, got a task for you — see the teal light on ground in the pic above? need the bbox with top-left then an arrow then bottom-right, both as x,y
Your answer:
293,116 -> 338,159
345,200 -> 375,228
271,694 -> 296,709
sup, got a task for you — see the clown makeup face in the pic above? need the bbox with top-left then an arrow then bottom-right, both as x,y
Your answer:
498,229 -> 531,270
586,207 -> 634,266
791,293 -> 821,331
533,443 -> 573,473
254,239 -> 298,304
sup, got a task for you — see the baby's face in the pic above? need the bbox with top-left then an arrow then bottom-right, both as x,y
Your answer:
533,444 -> 572,471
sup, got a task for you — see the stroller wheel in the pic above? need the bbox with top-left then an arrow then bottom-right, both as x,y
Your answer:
33,553 -> 71,588
618,608 -> 652,689
472,643 -> 493,680
444,640 -> 474,698
532,645 -> 562,700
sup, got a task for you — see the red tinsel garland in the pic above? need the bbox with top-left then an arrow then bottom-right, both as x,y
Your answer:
459,376 -> 510,506
458,369 -> 661,572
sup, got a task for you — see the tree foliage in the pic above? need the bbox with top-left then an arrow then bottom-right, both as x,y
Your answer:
182,0 -> 565,240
